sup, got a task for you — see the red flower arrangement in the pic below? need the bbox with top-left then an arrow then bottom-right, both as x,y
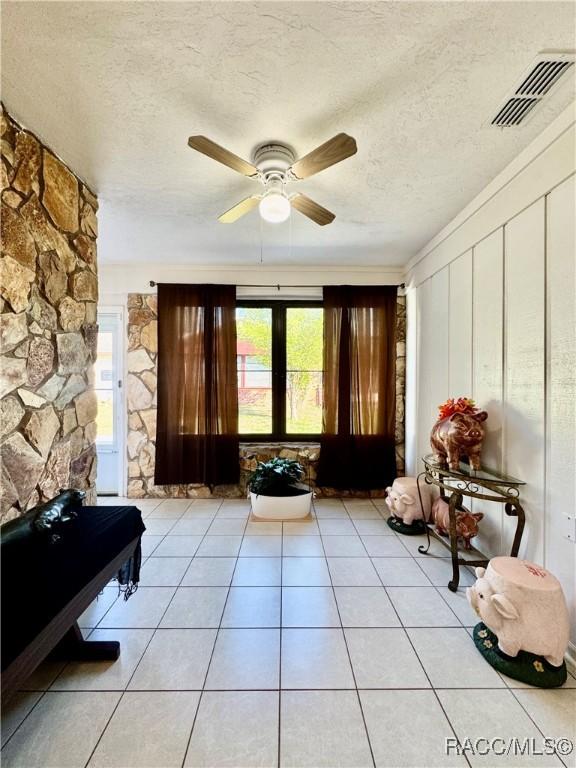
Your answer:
437,397 -> 479,421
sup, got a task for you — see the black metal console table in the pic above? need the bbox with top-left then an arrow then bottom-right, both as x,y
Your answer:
418,455 -> 526,592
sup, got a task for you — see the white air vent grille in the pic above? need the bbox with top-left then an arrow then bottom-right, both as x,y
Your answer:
492,97 -> 538,127
516,60 -> 573,96
491,52 -> 574,127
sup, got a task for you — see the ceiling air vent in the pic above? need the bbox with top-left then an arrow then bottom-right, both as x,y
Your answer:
491,52 -> 574,128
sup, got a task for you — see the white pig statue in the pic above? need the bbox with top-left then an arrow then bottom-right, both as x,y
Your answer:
466,556 -> 569,667
385,477 -> 433,525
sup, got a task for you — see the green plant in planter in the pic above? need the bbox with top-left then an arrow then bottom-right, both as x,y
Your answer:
248,458 -> 309,497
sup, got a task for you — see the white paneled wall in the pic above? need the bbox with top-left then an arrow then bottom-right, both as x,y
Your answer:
415,277 -> 431,464
472,230 -> 504,556
448,251 -> 473,395
406,111 -> 576,660
429,268 -> 450,435
546,176 -> 576,652
503,200 -> 546,563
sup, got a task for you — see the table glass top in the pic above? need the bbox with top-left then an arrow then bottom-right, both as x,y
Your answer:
422,455 -> 525,486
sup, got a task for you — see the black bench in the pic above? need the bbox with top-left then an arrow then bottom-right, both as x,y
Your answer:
1,493 -> 145,703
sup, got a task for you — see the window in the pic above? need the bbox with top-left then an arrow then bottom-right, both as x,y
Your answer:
236,301 -> 323,439
94,326 -> 115,445
236,306 -> 272,434
95,311 -> 123,495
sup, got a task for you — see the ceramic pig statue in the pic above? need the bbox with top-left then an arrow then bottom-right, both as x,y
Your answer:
430,410 -> 488,470
385,477 -> 433,525
432,497 -> 483,550
466,557 -> 570,667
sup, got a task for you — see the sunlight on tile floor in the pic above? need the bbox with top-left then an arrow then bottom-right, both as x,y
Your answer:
2,497 -> 574,767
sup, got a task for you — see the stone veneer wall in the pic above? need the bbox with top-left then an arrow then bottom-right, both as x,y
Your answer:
395,293 -> 406,473
0,105 -> 99,521
126,293 -> 406,499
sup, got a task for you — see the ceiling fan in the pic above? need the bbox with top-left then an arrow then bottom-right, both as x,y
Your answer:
187,133 -> 357,226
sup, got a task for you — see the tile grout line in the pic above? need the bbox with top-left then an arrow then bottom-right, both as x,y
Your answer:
0,690 -> 49,752
354,506 -> 479,629
318,501 -> 377,768
49,623 -> 474,631
180,501 -> 250,768
277,519 -> 284,768
506,686 -> 572,768
12,685 -> 542,693
373,539 -> 474,768
141,553 -> 460,558
357,504 -> 473,767
397,516 -> 482,765
353,500 -> 462,766
82,498 -> 224,768
341,500 -> 398,765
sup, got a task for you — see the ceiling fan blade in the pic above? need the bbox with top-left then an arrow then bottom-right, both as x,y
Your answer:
188,136 -> 259,177
289,133 -> 357,180
290,193 -> 335,226
218,196 -> 261,224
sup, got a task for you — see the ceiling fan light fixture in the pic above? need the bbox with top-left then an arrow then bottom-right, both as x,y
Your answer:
188,133 -> 356,226
258,191 -> 291,223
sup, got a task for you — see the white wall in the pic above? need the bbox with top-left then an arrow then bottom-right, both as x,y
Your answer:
405,104 -> 576,663
99,264 -> 404,307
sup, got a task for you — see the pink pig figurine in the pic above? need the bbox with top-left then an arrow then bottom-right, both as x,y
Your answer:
466,557 -> 569,667
432,497 -> 483,550
385,477 -> 433,525
430,410 -> 488,470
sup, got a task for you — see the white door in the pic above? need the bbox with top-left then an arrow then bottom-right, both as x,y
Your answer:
95,310 -> 124,495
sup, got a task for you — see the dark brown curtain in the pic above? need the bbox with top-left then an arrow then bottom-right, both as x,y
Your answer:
316,285 -> 397,490
155,283 -> 239,486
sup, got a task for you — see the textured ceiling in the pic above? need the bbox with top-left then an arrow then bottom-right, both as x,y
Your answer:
2,1 -> 574,266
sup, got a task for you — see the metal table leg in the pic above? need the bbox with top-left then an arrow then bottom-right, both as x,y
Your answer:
448,491 -> 463,592
506,500 -> 526,557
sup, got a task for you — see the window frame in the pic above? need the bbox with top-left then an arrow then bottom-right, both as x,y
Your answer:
236,299 -> 323,441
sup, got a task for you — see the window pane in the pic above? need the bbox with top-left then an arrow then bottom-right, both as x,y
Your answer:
95,331 -> 114,390
95,389 -> 114,444
236,307 -> 272,433
286,370 -> 322,433
286,308 -> 323,371
286,308 -> 323,433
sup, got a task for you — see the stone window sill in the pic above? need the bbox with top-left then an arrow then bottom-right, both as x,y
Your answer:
240,442 -> 320,449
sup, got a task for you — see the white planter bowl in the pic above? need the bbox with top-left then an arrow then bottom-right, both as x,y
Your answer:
250,491 -> 313,520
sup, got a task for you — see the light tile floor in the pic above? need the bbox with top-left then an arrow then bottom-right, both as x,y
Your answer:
2,497 -> 574,768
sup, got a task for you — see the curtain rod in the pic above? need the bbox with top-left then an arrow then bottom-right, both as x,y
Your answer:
148,280 -> 405,289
